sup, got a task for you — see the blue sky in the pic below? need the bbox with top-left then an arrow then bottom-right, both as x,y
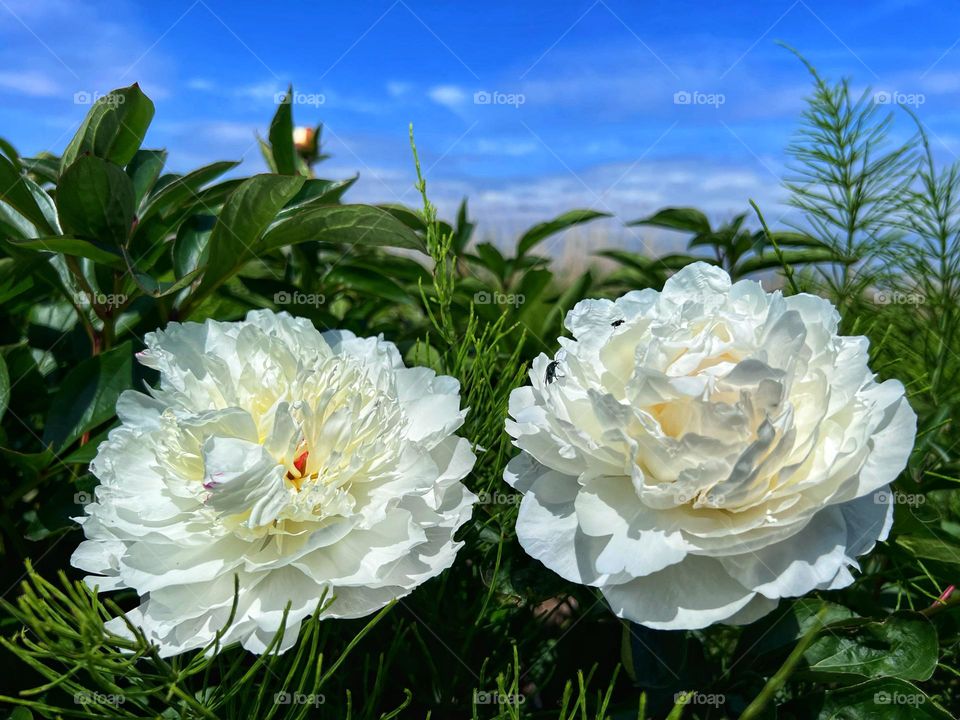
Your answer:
1,0 -> 958,251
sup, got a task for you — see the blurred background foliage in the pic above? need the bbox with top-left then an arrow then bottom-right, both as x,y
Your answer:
0,59 -> 958,720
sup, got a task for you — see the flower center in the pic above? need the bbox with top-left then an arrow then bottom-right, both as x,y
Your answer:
285,447 -> 311,491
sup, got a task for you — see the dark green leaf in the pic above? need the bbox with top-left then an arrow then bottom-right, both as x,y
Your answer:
268,87 -> 297,175
0,351 -> 8,423
173,214 -> 215,279
8,236 -> 125,269
809,678 -> 952,719
325,265 -> 413,305
194,174 -> 305,298
61,84 -> 155,171
628,207 -> 712,234
262,204 -> 427,253
126,149 -> 167,208
137,160 -> 239,224
517,209 -> 610,257
42,342 -> 133,450
803,612 -> 938,681
0,153 -> 56,235
57,155 -> 135,245
896,535 -> 960,565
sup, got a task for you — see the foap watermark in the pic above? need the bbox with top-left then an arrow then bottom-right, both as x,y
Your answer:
474,90 -> 525,107
874,690 -> 925,707
473,290 -> 524,307
675,691 -> 725,708
473,690 -> 525,706
74,290 -> 127,309
74,491 -> 94,507
74,691 -> 125,707
874,489 -> 925,507
874,90 -> 925,108
274,692 -> 325,707
275,90 -> 326,107
476,490 -> 522,506
274,290 -> 326,308
673,90 -> 725,108
874,290 -> 925,306
73,91 -> 126,106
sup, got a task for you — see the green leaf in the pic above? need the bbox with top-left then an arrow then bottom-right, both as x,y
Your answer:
736,248 -> 847,276
628,207 -> 712,234
0,153 -> 56,235
194,174 -> 305,298
277,176 -> 358,218
268,86 -> 297,175
125,149 -> 167,208
896,535 -> 960,565
803,612 -> 938,681
0,136 -> 20,168
517,209 -> 610,257
8,236 -> 125,270
325,265 -> 413,305
137,160 -> 240,224
173,213 -> 215,279
809,678 -> 953,719
473,242 -> 507,279
41,342 -> 133,450
736,598 -> 857,662
57,156 -> 135,245
0,256 -> 36,304
0,351 -> 9,423
61,84 -> 155,171
262,204 -> 427,253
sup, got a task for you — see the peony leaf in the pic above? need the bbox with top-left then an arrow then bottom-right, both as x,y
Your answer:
268,86 -> 297,175
261,204 -> 427,253
60,84 -> 155,172
627,206 -> 711,234
193,173 -> 305,300
8,236 -> 125,269
0,153 -> 56,235
135,160 -> 240,226
42,342 -> 133,451
895,535 -> 960,565
517,208 -> 610,257
806,678 -> 952,719
57,156 -> 136,246
0,351 -> 8,423
802,611 -> 939,681
125,149 -> 167,209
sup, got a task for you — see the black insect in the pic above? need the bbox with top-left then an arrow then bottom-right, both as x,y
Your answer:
611,319 -> 624,327
544,350 -> 567,384
545,361 -> 560,384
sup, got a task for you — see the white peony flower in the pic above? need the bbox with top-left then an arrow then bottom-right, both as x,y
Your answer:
72,310 -> 476,656
505,263 -> 916,630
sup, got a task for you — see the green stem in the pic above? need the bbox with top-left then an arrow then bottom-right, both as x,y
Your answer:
740,607 -> 828,720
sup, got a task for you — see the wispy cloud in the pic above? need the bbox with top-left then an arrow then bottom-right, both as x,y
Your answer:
0,70 -> 61,97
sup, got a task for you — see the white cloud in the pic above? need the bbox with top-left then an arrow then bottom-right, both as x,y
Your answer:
428,84 -> 467,109
0,70 -> 61,97
186,77 -> 216,91
386,81 -> 413,98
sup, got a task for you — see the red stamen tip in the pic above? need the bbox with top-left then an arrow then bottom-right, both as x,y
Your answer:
293,450 -> 309,476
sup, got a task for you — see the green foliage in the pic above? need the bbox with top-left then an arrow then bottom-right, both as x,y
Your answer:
1,54 -> 960,720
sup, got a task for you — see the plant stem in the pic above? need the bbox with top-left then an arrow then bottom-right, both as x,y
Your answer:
740,607 -> 828,720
